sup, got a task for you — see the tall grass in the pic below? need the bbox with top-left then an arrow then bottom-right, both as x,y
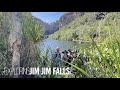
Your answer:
64,37 -> 120,78
60,13 -> 120,78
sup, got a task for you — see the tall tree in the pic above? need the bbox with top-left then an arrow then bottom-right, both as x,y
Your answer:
9,12 -> 22,78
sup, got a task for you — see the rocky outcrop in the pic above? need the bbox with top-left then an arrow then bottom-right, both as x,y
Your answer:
32,12 -> 85,35
48,12 -> 85,34
33,12 -> 108,35
50,12 -> 108,34
58,12 -> 84,28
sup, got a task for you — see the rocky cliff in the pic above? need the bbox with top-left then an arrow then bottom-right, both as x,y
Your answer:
32,12 -> 85,35
49,12 -> 85,34
49,12 -> 110,41
58,12 -> 85,28
33,12 -> 108,35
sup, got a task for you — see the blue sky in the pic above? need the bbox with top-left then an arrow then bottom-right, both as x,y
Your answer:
31,12 -> 64,24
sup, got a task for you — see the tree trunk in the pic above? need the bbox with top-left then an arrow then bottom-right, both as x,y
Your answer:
9,12 -> 22,78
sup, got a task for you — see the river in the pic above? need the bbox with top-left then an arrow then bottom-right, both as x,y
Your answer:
39,39 -> 90,58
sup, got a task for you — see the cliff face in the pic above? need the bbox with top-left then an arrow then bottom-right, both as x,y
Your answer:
48,12 -> 112,41
58,12 -> 85,28
50,12 -> 108,34
48,12 -> 85,34
33,12 -> 108,35
32,12 -> 85,35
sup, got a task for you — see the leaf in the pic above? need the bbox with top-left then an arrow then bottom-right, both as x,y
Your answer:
63,60 -> 93,78
86,50 -> 106,77
115,40 -> 120,77
91,37 -> 114,77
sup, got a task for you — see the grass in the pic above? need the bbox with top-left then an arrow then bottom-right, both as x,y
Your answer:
63,38 -> 120,78
47,12 -> 120,78
63,60 -> 93,78
1,12 -> 120,78
37,34 -> 120,78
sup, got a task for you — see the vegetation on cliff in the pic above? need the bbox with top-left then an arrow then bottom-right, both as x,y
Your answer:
49,12 -> 120,43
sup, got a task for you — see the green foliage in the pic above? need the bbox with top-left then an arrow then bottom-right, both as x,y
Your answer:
1,12 -> 120,78
63,60 -> 93,78
0,12 -> 12,77
49,12 -> 120,43
0,12 -> 44,77
21,13 -> 44,44
48,12 -> 120,78
49,13 -> 98,41
71,32 -> 79,40
37,12 -> 120,78
69,38 -> 120,78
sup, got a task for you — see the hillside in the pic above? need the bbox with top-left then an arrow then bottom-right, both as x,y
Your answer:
49,12 -> 120,42
32,16 -> 51,34
48,12 -> 85,34
32,12 -> 87,35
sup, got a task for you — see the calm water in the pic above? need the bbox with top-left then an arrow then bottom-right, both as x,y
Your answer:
39,39 -> 89,58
